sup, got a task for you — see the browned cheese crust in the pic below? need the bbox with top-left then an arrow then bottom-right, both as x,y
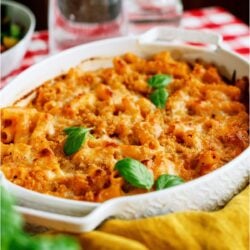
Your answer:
1,52 -> 249,202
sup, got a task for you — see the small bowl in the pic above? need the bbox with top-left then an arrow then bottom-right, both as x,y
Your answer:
1,1 -> 35,78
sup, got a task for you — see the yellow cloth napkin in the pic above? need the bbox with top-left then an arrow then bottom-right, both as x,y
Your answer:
65,186 -> 250,250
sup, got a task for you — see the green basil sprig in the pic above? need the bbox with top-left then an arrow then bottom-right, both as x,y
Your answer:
1,186 -> 80,250
115,158 -> 154,190
149,88 -> 169,109
63,126 -> 92,156
147,74 -> 172,88
147,74 -> 172,108
155,174 -> 184,190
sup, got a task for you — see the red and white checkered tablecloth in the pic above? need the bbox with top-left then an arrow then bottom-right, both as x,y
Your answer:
1,7 -> 249,87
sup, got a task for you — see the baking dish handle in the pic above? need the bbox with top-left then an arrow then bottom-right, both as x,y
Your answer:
138,27 -> 223,48
15,205 -> 110,233
2,172 -> 128,233
15,197 -> 127,233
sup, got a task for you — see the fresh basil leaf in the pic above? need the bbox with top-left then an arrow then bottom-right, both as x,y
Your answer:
1,186 -> 23,250
155,174 -> 184,190
9,232 -> 33,250
1,186 -> 80,250
115,158 -> 154,190
147,74 -> 172,88
64,127 -> 80,135
8,230 -> 79,250
22,235 -> 80,250
44,235 -> 80,250
149,88 -> 168,108
63,126 -> 89,135
9,228 -> 80,250
64,127 -> 91,156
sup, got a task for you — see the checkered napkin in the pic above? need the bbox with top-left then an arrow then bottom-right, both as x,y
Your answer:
1,7 -> 249,88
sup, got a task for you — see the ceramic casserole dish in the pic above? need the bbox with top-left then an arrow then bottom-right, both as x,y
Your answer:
0,27 -> 249,232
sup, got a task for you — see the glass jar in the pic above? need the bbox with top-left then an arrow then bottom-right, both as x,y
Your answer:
126,0 -> 183,33
49,0 -> 127,53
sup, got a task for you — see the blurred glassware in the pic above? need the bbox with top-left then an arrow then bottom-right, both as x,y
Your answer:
49,0 -> 127,53
126,0 -> 183,31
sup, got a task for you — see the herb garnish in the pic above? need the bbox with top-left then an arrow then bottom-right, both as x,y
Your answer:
147,74 -> 172,88
63,126 -> 92,156
147,74 -> 172,108
115,158 -> 154,190
149,88 -> 169,108
1,186 -> 80,250
155,174 -> 184,190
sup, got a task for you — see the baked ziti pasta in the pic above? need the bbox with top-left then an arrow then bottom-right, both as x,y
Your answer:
1,52 -> 249,202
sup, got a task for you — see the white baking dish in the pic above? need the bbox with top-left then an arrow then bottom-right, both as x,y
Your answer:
1,27 -> 249,232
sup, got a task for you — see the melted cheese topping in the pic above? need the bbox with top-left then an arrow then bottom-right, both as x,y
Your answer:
1,52 -> 249,202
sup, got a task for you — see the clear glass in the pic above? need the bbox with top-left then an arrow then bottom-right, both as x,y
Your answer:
49,0 -> 127,53
126,0 -> 183,28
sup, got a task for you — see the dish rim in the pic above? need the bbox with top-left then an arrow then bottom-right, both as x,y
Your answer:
1,33 -> 249,207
